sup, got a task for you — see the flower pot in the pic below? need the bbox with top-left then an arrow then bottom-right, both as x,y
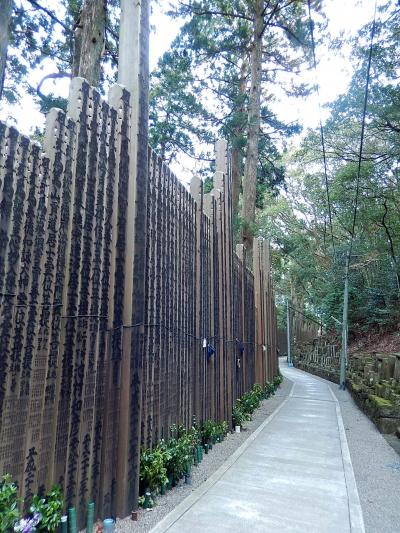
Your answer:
61,516 -> 68,533
143,491 -> 153,509
103,518 -> 116,532
235,425 -> 241,433
197,445 -> 203,462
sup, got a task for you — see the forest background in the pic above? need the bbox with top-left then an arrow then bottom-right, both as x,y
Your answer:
1,0 -> 399,343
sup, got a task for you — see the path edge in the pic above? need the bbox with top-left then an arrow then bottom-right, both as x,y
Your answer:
290,365 -> 366,533
149,378 -> 295,533
327,385 -> 366,533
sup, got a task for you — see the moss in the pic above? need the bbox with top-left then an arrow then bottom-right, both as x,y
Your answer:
350,381 -> 362,392
368,394 -> 393,408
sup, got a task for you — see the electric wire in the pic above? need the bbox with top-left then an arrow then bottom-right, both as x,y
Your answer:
339,0 -> 378,388
307,0 -> 335,253
348,1 -> 378,257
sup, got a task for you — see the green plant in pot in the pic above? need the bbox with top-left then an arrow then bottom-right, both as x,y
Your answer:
232,403 -> 248,432
165,436 -> 188,484
201,420 -> 214,446
220,421 -> 229,437
0,474 -> 21,531
140,445 -> 169,496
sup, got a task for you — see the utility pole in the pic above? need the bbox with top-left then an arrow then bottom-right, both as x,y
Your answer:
286,298 -> 293,367
340,250 -> 350,389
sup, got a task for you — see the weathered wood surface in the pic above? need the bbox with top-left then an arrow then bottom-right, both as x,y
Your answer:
0,79 -> 278,521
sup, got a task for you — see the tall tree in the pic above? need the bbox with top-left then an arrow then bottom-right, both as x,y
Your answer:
241,0 -> 264,249
0,0 -> 13,101
262,0 -> 400,334
0,0 -> 118,108
72,0 -> 106,86
155,0 -> 309,243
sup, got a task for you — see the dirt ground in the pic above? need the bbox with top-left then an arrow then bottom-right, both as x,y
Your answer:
349,329 -> 400,355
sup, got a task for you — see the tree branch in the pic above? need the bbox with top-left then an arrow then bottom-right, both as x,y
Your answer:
25,0 -> 69,30
36,71 -> 71,99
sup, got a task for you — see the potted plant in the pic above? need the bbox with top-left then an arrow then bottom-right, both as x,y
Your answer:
140,446 -> 168,500
232,404 -> 244,432
201,420 -> 214,449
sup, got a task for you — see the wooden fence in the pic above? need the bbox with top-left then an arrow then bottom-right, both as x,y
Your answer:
0,78 -> 278,521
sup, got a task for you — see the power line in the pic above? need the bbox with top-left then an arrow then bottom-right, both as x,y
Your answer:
307,0 -> 335,253
340,0 -> 378,390
349,2 -> 378,250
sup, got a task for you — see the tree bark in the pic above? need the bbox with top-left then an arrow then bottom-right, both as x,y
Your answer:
381,200 -> 400,294
241,0 -> 264,251
72,0 -> 105,86
231,58 -> 249,220
0,0 -> 13,101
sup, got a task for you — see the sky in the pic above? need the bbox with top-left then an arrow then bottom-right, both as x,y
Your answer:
0,0 -> 379,178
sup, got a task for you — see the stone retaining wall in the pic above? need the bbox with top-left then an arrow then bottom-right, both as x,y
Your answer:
293,338 -> 400,435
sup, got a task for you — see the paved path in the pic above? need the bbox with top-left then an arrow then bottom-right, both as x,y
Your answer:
151,365 -> 365,533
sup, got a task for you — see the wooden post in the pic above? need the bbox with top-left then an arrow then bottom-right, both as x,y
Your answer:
115,0 -> 150,516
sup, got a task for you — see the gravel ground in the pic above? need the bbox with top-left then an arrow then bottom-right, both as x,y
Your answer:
115,377 -> 292,532
296,366 -> 400,533
330,385 -> 400,533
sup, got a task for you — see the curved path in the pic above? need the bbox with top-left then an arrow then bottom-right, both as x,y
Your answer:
150,364 -> 365,533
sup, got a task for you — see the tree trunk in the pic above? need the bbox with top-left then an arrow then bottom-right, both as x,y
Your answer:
241,0 -> 264,251
231,144 -> 241,219
0,0 -> 13,101
382,200 -> 400,295
72,0 -> 105,86
231,58 -> 249,220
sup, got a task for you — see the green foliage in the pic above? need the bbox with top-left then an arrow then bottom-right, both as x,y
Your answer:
232,401 -> 250,427
201,420 -> 229,443
161,425 -> 195,484
203,177 -> 213,193
260,1 -> 400,339
0,477 -> 63,533
3,0 -> 119,107
140,447 -> 169,492
150,0 -> 310,189
0,475 -> 20,531
201,420 -> 215,444
232,380 -> 281,427
30,485 -> 63,532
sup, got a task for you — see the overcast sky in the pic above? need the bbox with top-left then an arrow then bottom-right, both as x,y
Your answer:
0,0 -> 378,177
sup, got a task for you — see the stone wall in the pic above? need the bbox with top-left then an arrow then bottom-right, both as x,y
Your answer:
293,337 -> 400,435
348,353 -> 400,434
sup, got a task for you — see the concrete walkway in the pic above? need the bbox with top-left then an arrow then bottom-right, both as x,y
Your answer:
151,364 -> 365,533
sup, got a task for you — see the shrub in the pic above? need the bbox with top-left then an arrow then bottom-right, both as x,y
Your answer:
273,373 -> 283,388
30,485 -> 63,532
264,381 -> 275,397
140,446 -> 169,492
232,400 -> 251,427
163,426 -> 194,483
0,475 -> 20,532
201,420 -> 215,444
